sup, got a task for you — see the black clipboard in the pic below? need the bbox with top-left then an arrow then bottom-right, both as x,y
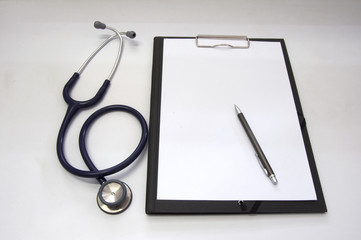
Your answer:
146,36 -> 327,214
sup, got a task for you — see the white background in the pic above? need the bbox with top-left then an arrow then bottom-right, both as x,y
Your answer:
0,0 -> 360,239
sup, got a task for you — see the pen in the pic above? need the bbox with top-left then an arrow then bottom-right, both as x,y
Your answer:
234,104 -> 278,185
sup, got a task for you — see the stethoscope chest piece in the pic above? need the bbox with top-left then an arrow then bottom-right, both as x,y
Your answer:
97,180 -> 132,214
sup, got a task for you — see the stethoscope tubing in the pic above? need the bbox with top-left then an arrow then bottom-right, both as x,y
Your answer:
56,22 -> 145,214
56,23 -> 147,182
79,104 -> 148,180
57,72 -> 111,178
56,74 -> 148,180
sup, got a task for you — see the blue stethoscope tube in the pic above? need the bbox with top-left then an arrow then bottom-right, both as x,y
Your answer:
56,22 -> 148,187
57,72 -> 148,184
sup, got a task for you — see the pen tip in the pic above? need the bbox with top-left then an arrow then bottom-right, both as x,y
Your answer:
270,175 -> 278,185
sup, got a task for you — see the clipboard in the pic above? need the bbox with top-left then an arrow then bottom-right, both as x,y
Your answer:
146,36 -> 327,214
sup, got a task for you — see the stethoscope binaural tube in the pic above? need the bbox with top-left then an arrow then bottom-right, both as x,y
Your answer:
56,21 -> 147,214
78,21 -> 136,80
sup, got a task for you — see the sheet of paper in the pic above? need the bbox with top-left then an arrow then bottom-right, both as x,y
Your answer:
157,38 -> 316,201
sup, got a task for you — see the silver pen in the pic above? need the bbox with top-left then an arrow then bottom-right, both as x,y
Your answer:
234,104 -> 278,185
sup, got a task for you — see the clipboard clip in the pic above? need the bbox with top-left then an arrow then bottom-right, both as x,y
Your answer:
196,35 -> 250,49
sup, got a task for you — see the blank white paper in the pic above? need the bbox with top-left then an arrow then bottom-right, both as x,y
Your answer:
157,39 -> 316,201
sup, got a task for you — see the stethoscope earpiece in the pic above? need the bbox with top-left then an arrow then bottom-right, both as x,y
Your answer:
126,31 -> 136,39
97,180 -> 132,214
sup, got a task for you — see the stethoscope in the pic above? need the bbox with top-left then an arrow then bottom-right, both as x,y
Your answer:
56,21 -> 148,214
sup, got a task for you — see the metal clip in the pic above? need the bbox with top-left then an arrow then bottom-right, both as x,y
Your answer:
196,35 -> 250,49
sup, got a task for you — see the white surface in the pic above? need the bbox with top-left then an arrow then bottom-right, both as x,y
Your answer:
0,0 -> 360,239
158,39 -> 316,201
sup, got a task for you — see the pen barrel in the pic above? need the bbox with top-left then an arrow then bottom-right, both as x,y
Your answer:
237,113 -> 274,176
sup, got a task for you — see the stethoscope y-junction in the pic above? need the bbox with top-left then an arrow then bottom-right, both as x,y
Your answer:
56,21 -> 148,214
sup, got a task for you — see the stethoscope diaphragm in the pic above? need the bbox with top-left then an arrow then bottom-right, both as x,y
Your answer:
97,180 -> 132,214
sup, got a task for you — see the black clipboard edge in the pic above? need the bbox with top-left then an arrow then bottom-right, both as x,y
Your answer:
146,37 -> 164,214
148,200 -> 326,214
277,39 -> 327,213
146,37 -> 327,214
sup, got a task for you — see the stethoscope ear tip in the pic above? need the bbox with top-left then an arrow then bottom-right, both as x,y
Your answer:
93,21 -> 136,40
94,21 -> 106,29
97,180 -> 132,214
126,31 -> 136,39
